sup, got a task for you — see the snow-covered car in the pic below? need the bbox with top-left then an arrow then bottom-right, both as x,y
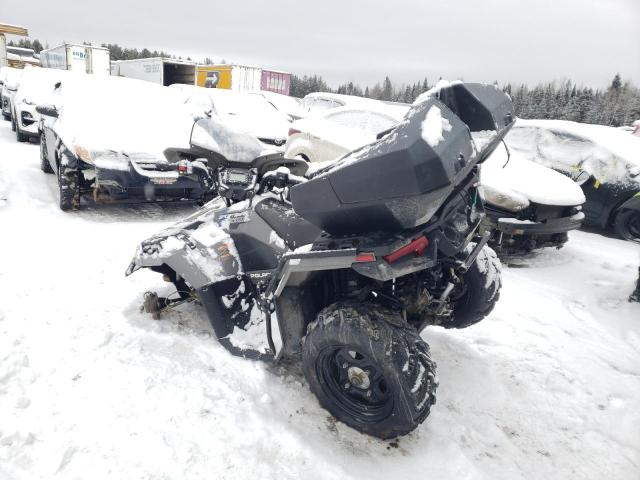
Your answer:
13,66 -> 69,143
298,91 -> 408,117
37,75 -> 216,211
249,90 -> 303,121
171,85 -> 290,150
1,66 -> 22,122
507,119 -> 640,241
480,144 -> 585,254
284,104 -> 409,162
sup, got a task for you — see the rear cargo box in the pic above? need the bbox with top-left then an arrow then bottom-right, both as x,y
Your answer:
290,83 -> 514,235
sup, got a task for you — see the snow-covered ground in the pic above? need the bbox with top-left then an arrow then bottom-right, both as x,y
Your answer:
0,119 -> 639,480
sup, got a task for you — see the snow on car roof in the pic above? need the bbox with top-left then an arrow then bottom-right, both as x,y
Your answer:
515,119 -> 640,167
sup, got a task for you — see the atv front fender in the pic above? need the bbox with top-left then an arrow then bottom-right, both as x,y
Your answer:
619,192 -> 640,212
126,199 -> 242,289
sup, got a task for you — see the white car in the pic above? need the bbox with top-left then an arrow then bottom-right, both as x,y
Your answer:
1,66 -> 22,122
480,143 -> 586,253
284,104 -> 409,162
172,85 -> 290,150
250,90 -> 302,120
13,66 -> 70,142
299,91 -> 408,117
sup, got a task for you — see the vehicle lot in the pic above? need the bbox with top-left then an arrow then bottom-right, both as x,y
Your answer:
0,119 -> 639,479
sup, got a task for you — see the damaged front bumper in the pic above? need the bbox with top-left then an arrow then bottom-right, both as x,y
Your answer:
497,211 -> 585,236
91,152 -> 215,202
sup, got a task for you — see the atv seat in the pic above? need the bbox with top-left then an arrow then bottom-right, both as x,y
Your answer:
255,198 -> 322,250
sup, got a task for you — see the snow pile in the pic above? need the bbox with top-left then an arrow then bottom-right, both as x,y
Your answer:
421,105 -> 452,147
508,119 -> 640,186
51,75 -> 196,159
481,144 -> 586,207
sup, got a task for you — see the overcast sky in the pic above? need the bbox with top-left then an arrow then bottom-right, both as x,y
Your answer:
4,0 -> 639,88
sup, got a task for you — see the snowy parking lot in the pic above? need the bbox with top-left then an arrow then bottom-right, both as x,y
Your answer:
0,118 -> 639,479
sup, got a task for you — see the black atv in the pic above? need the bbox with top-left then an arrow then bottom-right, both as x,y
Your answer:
126,83 -> 514,439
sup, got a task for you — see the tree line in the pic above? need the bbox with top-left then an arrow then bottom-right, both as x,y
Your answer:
9,38 -> 639,126
291,73 -> 640,127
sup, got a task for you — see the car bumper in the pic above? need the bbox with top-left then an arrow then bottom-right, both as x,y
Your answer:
17,103 -> 40,135
497,212 -> 585,235
91,155 -> 214,202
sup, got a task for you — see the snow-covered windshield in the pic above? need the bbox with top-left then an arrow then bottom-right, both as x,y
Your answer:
190,116 -> 268,163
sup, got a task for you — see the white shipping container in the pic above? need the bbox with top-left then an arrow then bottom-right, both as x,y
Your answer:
40,44 -> 110,75
111,58 -> 195,86
231,65 -> 261,91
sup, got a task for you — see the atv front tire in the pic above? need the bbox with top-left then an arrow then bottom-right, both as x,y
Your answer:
40,135 -> 53,173
613,209 -> 640,242
448,244 -> 502,329
303,301 -> 437,439
58,162 -> 80,211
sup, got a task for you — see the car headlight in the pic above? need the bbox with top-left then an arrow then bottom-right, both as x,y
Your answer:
74,145 -> 93,163
482,184 -> 530,212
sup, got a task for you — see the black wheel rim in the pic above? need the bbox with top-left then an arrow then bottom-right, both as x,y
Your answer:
316,346 -> 393,423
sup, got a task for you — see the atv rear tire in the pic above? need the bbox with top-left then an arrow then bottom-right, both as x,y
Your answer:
303,301 -> 437,439
447,244 -> 502,329
40,135 -> 53,173
613,209 -> 640,242
58,162 -> 80,211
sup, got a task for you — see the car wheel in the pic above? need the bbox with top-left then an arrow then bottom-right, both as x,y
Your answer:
40,135 -> 54,173
613,209 -> 640,242
11,115 -> 16,132
58,158 -> 81,211
16,126 -> 28,143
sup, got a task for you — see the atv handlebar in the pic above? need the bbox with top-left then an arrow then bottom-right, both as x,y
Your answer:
258,166 -> 306,193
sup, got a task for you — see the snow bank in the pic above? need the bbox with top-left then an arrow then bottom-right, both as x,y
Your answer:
482,144 -> 586,206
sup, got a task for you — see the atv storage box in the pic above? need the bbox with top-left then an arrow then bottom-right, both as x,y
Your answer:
291,83 -> 514,235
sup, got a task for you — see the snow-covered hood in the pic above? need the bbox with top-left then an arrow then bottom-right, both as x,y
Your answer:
482,145 -> 585,207
52,75 -> 194,158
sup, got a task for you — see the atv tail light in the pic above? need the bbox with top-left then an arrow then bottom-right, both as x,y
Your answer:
355,252 -> 376,263
383,236 -> 429,264
288,128 -> 300,136
177,159 -> 193,175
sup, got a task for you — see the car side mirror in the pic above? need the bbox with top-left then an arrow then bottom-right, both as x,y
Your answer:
572,170 -> 591,186
36,104 -> 59,118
